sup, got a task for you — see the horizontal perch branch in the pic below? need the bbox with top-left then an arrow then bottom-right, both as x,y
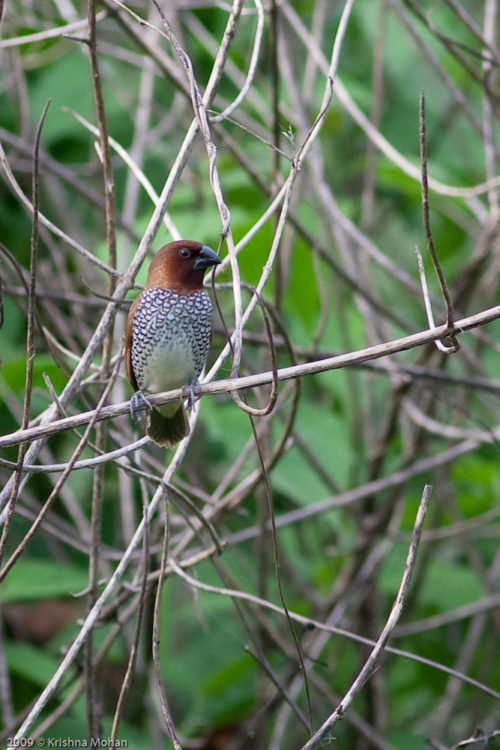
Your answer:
1,303 -> 500,450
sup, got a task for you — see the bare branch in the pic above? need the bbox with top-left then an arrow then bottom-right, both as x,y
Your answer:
300,485 -> 432,749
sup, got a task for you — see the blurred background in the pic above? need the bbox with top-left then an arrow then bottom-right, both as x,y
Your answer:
0,1 -> 499,748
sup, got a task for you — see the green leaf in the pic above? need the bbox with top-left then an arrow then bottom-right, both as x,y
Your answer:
7,641 -> 59,686
272,401 -> 351,506
0,559 -> 88,603
381,546 -> 483,611
29,50 -> 94,142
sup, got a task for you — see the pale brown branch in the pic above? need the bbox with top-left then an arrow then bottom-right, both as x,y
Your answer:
300,485 -> 432,749
1,303 -> 500,454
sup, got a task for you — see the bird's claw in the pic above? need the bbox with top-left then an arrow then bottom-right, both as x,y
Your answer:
130,390 -> 152,426
186,381 -> 200,411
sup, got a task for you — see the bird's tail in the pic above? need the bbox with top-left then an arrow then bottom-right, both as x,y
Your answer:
147,405 -> 190,448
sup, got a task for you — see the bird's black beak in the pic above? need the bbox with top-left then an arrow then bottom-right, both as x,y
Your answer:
194,245 -> 222,271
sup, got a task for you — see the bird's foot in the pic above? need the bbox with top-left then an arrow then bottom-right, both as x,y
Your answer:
130,390 -> 152,426
186,380 -> 200,411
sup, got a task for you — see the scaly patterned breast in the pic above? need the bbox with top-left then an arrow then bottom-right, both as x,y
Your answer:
130,288 -> 213,394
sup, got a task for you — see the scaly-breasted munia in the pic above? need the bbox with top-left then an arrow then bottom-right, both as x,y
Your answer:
125,240 -> 221,448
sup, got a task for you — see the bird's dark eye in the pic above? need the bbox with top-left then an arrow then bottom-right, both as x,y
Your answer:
179,247 -> 191,259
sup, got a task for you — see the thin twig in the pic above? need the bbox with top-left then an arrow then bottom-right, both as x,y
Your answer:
0,353 -> 123,583
151,487 -> 182,749
0,11 -> 108,48
66,109 -> 180,239
0,100 -> 51,568
167,548 -> 500,702
300,485 -> 432,749
226,287 -> 279,417
151,0 -> 244,386
394,591 -> 500,638
281,3 -> 500,199
247,407 -> 313,732
0,612 -> 13,728
244,645 -> 310,730
110,497 -> 149,741
414,245 -> 456,353
0,0 -> 238,509
0,141 -> 120,278
402,0 -> 500,98
210,0 -> 264,123
10,419 -> 194,741
85,0 -> 118,731
419,92 -> 458,350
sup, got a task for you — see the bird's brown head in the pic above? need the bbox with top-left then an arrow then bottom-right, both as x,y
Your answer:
145,240 -> 221,294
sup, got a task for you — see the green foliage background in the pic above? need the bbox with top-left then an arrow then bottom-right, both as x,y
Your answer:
1,1 -> 500,748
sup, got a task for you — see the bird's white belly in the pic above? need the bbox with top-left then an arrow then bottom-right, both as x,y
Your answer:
141,339 -> 195,395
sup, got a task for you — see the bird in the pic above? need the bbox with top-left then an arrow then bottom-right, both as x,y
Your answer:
125,240 -> 221,448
